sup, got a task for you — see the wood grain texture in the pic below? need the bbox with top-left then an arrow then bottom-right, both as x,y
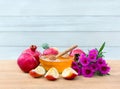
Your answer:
0,0 -> 120,16
0,16 -> 120,31
0,60 -> 119,89
0,31 -> 119,59
0,0 -> 120,59
0,31 -> 119,46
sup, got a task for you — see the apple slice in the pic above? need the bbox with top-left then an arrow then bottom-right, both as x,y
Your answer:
29,66 -> 45,78
44,67 -> 59,81
62,67 -> 78,80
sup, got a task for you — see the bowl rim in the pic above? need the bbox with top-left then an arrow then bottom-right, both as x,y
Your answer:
40,56 -> 73,63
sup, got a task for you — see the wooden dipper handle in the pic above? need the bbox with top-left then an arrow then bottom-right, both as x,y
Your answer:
56,45 -> 78,58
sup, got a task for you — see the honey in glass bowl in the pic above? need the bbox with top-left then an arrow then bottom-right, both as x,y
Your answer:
40,55 -> 74,73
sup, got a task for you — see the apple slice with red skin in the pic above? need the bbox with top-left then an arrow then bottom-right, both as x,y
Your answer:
44,67 -> 59,81
29,66 -> 45,78
62,67 -> 78,80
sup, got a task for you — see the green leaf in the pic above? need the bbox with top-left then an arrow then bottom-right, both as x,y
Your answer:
98,54 -> 104,58
98,42 -> 106,54
98,52 -> 104,58
95,71 -> 104,76
42,43 -> 49,49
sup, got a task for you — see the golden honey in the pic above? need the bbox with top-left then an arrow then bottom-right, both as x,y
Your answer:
40,56 -> 73,73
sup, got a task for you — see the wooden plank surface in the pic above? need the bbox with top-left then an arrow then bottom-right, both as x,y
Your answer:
0,0 -> 120,16
0,31 -> 120,47
0,31 -> 120,59
0,16 -> 120,31
0,60 -> 120,89
0,0 -> 120,59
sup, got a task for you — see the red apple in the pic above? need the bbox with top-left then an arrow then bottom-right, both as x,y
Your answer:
62,67 -> 78,80
29,66 -> 45,78
45,67 -> 59,81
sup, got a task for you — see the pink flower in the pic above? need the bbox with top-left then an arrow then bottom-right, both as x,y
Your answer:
79,53 -> 90,66
71,62 -> 81,75
89,49 -> 98,55
88,49 -> 98,62
70,44 -> 111,77
97,58 -> 106,66
82,66 -> 94,77
88,54 -> 97,62
99,64 -> 110,75
90,63 -> 98,72
72,61 -> 79,67
72,66 -> 81,76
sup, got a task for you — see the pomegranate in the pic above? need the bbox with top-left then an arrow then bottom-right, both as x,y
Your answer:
69,48 -> 85,56
43,47 -> 59,55
23,45 -> 41,63
42,43 -> 59,56
17,45 -> 42,73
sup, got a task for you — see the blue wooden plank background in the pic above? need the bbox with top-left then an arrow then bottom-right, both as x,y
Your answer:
0,0 -> 120,59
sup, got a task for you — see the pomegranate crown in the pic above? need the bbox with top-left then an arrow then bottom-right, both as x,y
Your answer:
30,45 -> 37,51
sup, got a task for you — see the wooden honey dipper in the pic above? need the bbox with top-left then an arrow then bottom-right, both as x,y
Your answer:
49,45 -> 78,60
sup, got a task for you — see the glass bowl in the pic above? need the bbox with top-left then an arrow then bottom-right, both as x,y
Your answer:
40,56 -> 73,73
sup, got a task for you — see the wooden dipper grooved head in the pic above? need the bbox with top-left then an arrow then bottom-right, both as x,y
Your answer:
49,45 -> 78,60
